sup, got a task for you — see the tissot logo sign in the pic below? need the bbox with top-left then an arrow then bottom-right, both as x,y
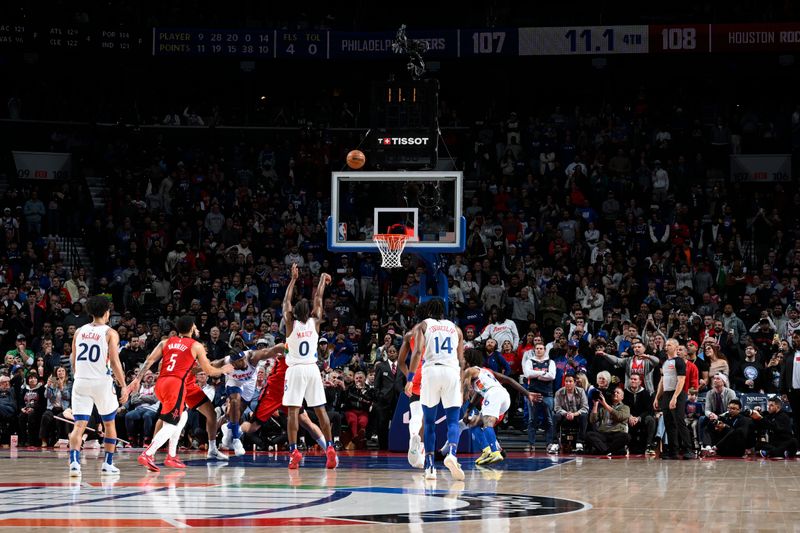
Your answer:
377,136 -> 431,146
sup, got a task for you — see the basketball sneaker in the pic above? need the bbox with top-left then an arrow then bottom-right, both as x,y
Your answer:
325,445 -> 339,469
221,425 -> 232,450
288,449 -> 303,469
138,451 -> 160,472
164,455 -> 186,468
424,466 -> 437,480
443,454 -> 465,481
232,439 -> 246,457
475,452 -> 503,465
474,446 -> 492,465
101,462 -> 120,475
207,447 -> 229,461
69,461 -> 81,477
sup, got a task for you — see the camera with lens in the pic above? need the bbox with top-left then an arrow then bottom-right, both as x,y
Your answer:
741,407 -> 752,417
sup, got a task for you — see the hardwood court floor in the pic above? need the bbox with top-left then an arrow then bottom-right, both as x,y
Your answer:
0,448 -> 798,532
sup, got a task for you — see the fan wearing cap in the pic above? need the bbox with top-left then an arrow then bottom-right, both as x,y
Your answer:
6,334 -> 34,367
596,337 -> 661,393
213,339 -> 282,456
240,339 -> 330,452
551,339 -> 587,390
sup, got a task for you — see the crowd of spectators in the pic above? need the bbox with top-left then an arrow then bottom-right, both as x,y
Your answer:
1,85 -> 800,457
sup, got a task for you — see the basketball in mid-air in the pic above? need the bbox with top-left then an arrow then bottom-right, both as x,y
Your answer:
346,149 -> 366,169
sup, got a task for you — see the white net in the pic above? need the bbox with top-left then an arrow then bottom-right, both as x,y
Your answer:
373,234 -> 409,268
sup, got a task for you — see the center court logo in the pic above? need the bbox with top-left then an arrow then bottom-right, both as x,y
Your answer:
0,483 -> 589,527
344,490 -> 589,523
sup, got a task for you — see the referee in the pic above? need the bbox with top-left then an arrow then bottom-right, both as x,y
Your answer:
654,338 -> 694,459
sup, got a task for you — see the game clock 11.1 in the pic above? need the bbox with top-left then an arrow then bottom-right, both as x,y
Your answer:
520,25 -> 649,55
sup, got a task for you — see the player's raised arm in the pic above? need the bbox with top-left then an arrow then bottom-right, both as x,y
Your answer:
250,343 -> 286,364
194,342 -> 233,377
284,264 -> 299,337
312,272 -> 331,322
106,328 -> 129,404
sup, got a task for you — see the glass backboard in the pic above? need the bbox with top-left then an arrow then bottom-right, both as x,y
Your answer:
327,171 -> 465,252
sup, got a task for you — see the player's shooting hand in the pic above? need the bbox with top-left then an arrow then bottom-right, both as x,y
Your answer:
528,392 -> 542,403
321,273 -> 332,286
291,263 -> 299,280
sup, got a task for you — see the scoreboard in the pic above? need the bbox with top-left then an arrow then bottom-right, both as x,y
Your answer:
0,24 -> 143,52
4,22 -> 800,59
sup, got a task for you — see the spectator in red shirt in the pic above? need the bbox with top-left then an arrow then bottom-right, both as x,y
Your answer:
678,344 -> 699,394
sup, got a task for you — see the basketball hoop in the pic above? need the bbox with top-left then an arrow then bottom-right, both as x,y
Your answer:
373,233 -> 409,268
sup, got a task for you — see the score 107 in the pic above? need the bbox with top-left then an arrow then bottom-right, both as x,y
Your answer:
565,28 -> 642,53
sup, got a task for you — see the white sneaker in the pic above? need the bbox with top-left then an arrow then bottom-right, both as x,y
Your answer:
101,462 -> 120,475
83,440 -> 101,449
232,439 -> 246,456
424,466 -> 437,480
574,443 -> 584,453
207,447 -> 229,461
69,461 -> 81,477
443,454 -> 465,481
408,435 -> 422,467
221,426 -> 232,449
547,444 -> 559,454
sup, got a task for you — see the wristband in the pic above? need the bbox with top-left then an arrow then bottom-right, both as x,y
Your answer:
407,372 -> 415,381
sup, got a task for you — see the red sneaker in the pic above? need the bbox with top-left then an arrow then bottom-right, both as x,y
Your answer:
325,445 -> 338,469
164,455 -> 186,469
288,449 -> 303,469
138,451 -> 160,472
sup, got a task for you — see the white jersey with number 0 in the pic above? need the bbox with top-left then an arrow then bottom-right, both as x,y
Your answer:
422,318 -> 460,368
286,318 -> 319,366
74,323 -> 111,380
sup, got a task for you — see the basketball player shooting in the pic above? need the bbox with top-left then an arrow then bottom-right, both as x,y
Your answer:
282,264 -> 338,469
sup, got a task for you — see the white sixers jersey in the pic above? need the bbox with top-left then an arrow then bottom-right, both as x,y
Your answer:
423,318 -> 460,368
286,318 -> 318,366
74,323 -> 111,380
224,356 -> 258,399
473,367 -> 501,396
